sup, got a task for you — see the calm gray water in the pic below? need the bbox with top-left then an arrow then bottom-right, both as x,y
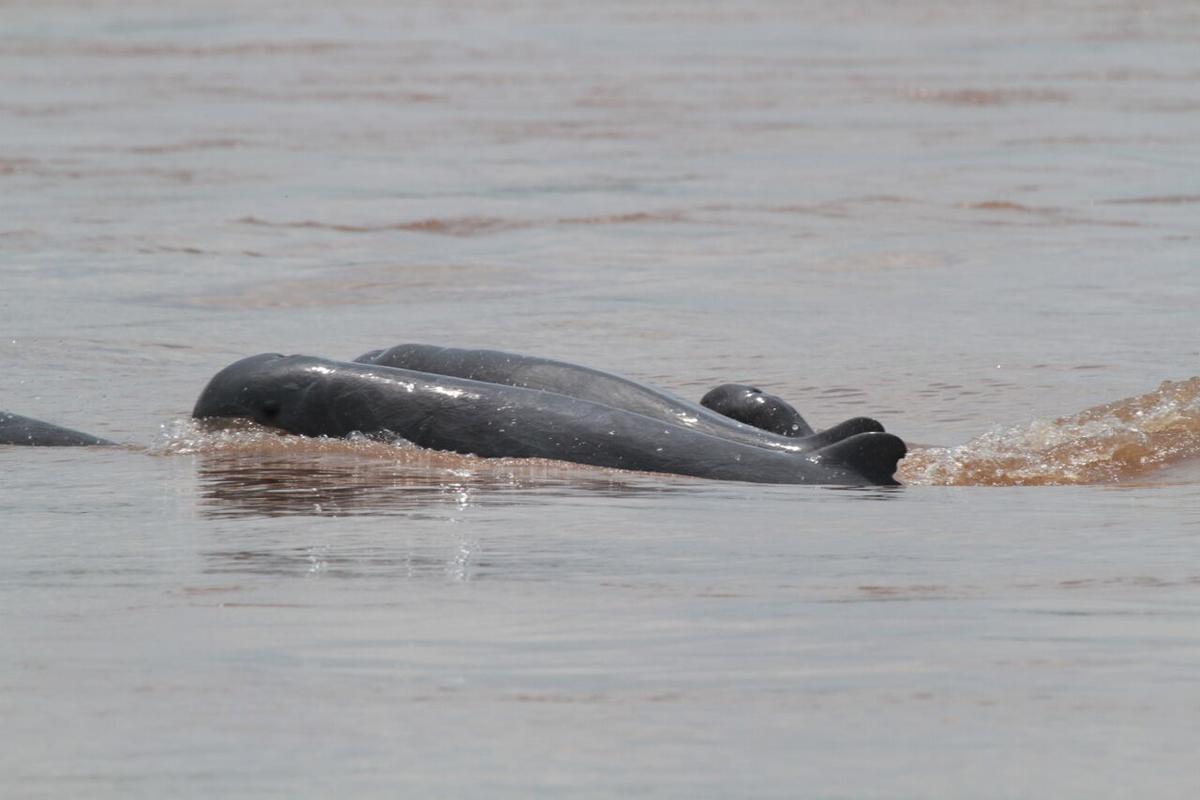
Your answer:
3,1 -> 1200,797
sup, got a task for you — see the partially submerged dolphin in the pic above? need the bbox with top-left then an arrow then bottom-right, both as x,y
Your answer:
192,353 -> 906,486
3,346 -> 906,485
355,344 -> 856,451
0,411 -> 115,447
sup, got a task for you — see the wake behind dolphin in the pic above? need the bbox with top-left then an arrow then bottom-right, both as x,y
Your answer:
899,376 -> 1200,486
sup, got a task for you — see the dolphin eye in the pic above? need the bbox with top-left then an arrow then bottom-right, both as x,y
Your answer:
261,399 -> 281,418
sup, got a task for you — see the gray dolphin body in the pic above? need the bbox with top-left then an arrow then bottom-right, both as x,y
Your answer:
0,411 -> 115,446
355,344 -> 869,452
194,354 -> 906,486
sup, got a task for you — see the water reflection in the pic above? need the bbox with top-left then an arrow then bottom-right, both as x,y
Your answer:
195,447 -> 700,519
200,544 -> 476,581
192,448 -> 656,581
822,485 -> 905,501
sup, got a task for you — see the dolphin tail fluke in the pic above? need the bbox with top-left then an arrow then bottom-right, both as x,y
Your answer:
814,431 -> 907,486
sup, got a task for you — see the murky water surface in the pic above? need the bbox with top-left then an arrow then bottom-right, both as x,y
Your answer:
3,1 -> 1199,796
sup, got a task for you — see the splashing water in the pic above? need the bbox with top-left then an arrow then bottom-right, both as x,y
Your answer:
151,416 -> 415,457
900,377 -> 1200,486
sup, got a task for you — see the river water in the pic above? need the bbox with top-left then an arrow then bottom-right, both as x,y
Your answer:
3,1 -> 1200,797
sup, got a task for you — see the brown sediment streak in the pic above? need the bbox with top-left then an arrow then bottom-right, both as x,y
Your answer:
557,210 -> 688,225
137,245 -> 208,255
962,200 -> 1142,229
128,139 -> 246,155
902,87 -> 1069,106
237,210 -> 689,236
288,90 -> 443,104
723,196 -> 919,220
854,195 -> 915,204
0,102 -> 110,118
69,167 -> 196,182
1100,195 -> 1200,205
759,202 -> 851,219
900,377 -> 1200,486
0,158 -> 38,175
964,201 -> 1054,213
0,159 -> 197,182
236,215 -> 527,236
188,85 -> 444,103
0,41 -> 348,58
1005,135 -> 1193,146
393,217 -> 524,236
846,584 -> 966,602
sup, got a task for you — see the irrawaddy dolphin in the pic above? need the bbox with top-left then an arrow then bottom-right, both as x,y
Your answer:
354,344 -> 867,451
0,411 -> 116,447
192,353 -> 906,486
3,346 -> 906,485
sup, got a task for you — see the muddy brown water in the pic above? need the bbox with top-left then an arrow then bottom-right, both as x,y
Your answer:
3,1 -> 1200,797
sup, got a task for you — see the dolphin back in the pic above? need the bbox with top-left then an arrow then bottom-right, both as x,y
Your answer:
356,343 -> 856,453
0,411 -> 115,446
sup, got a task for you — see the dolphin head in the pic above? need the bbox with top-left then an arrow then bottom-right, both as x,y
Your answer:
700,383 -> 814,438
192,353 -> 321,432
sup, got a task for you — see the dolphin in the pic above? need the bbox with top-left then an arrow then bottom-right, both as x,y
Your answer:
194,353 -> 906,486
